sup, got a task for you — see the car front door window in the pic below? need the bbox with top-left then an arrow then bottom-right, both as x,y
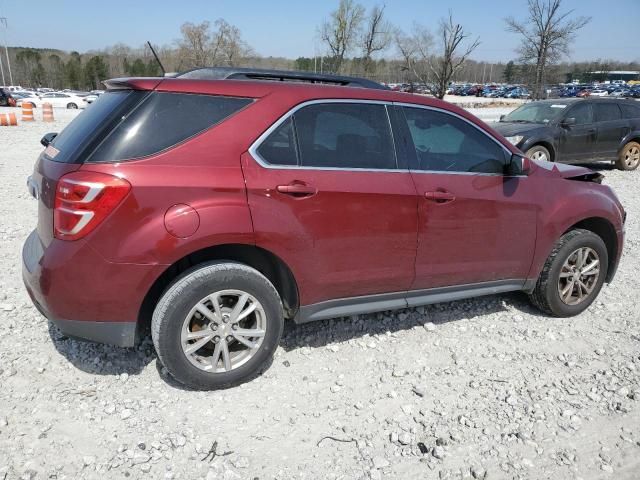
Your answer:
402,107 -> 508,174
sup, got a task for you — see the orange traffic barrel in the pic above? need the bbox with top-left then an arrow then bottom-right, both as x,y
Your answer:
22,102 -> 35,121
42,102 -> 54,122
0,113 -> 18,126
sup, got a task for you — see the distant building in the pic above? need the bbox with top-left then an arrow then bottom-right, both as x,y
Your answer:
585,71 -> 640,83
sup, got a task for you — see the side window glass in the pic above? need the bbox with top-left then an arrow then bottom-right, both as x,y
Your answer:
256,117 -> 298,166
621,104 -> 640,119
567,103 -> 592,125
88,93 -> 252,162
293,103 -> 396,169
594,103 -> 621,122
402,107 -> 507,174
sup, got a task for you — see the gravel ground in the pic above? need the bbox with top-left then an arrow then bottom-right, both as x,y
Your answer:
1,106 -> 639,480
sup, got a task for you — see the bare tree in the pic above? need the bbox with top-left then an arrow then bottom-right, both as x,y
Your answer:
361,5 -> 392,75
506,0 -> 590,99
211,19 -> 254,66
177,19 -> 253,70
429,13 -> 480,99
178,21 -> 213,68
320,0 -> 365,73
394,25 -> 432,88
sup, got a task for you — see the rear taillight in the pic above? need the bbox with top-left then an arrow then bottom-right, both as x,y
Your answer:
54,171 -> 131,241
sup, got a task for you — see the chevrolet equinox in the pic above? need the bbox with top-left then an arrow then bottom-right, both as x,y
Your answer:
22,68 -> 626,389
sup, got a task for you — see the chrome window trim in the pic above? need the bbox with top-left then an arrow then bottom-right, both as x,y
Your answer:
248,99 -> 405,173
248,98 -> 525,177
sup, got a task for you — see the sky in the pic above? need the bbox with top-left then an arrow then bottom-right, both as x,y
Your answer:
0,0 -> 637,63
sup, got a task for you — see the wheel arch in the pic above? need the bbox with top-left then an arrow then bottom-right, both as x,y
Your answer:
526,140 -> 556,162
618,134 -> 640,153
138,243 -> 300,338
563,216 -> 618,282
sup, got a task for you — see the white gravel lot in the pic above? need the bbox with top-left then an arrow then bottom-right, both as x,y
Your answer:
0,105 -> 639,480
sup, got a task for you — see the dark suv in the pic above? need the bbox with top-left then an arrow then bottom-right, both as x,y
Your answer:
22,69 -> 626,389
493,98 -> 640,170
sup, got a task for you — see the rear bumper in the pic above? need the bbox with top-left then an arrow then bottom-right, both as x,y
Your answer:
25,288 -> 137,347
22,229 -> 163,348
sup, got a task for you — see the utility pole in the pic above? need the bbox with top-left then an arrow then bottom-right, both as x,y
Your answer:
0,45 -> 5,85
0,18 -> 12,85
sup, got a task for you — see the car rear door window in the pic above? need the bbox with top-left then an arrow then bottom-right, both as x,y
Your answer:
567,103 -> 593,125
594,103 -> 622,122
256,117 -> 298,166
293,103 -> 396,169
621,103 -> 640,119
88,93 -> 252,163
402,107 -> 508,174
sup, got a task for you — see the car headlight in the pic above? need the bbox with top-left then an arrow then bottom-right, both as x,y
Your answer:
505,135 -> 524,146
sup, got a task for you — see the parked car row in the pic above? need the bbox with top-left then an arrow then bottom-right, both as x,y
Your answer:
0,87 -> 105,109
558,84 -> 640,99
448,84 -> 532,99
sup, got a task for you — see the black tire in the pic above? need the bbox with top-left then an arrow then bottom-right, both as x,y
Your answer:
529,229 -> 608,317
66,103 -> 78,109
616,141 -> 640,171
525,145 -> 552,163
152,262 -> 284,390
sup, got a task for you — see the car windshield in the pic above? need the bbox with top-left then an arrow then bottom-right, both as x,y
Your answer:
501,102 -> 568,124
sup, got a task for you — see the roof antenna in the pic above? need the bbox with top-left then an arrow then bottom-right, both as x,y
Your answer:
147,41 -> 166,76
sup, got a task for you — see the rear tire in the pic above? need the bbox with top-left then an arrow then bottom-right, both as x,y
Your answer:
67,103 -> 78,109
525,145 -> 551,163
616,141 -> 640,171
152,262 -> 284,390
529,229 -> 608,317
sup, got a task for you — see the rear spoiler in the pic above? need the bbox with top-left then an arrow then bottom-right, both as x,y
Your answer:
103,77 -> 164,91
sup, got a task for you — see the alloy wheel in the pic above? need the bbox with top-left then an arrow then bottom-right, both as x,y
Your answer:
624,145 -> 640,169
530,150 -> 548,162
557,247 -> 601,306
181,290 -> 267,373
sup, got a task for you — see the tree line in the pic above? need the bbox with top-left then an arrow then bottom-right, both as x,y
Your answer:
3,0 -> 635,99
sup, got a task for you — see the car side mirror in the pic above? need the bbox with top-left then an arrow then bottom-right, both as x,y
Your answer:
506,153 -> 531,176
40,132 -> 58,147
561,117 -> 576,127
499,114 -> 505,122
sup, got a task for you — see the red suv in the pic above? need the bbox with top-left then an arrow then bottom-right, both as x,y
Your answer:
22,68 -> 625,389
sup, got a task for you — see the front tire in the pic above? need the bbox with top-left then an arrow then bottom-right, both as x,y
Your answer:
152,262 -> 284,390
529,229 -> 608,317
525,145 -> 551,163
616,141 -> 640,171
66,103 -> 78,109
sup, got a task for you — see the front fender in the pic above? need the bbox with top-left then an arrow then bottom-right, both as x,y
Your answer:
527,184 -> 624,283
521,135 -> 557,158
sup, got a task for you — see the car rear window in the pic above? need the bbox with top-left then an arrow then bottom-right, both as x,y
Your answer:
87,92 -> 252,162
48,90 -> 145,163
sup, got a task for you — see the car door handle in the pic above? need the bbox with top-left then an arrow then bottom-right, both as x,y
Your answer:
276,182 -> 318,197
425,191 -> 456,203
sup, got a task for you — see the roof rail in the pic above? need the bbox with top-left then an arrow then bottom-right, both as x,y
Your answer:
175,66 -> 388,90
